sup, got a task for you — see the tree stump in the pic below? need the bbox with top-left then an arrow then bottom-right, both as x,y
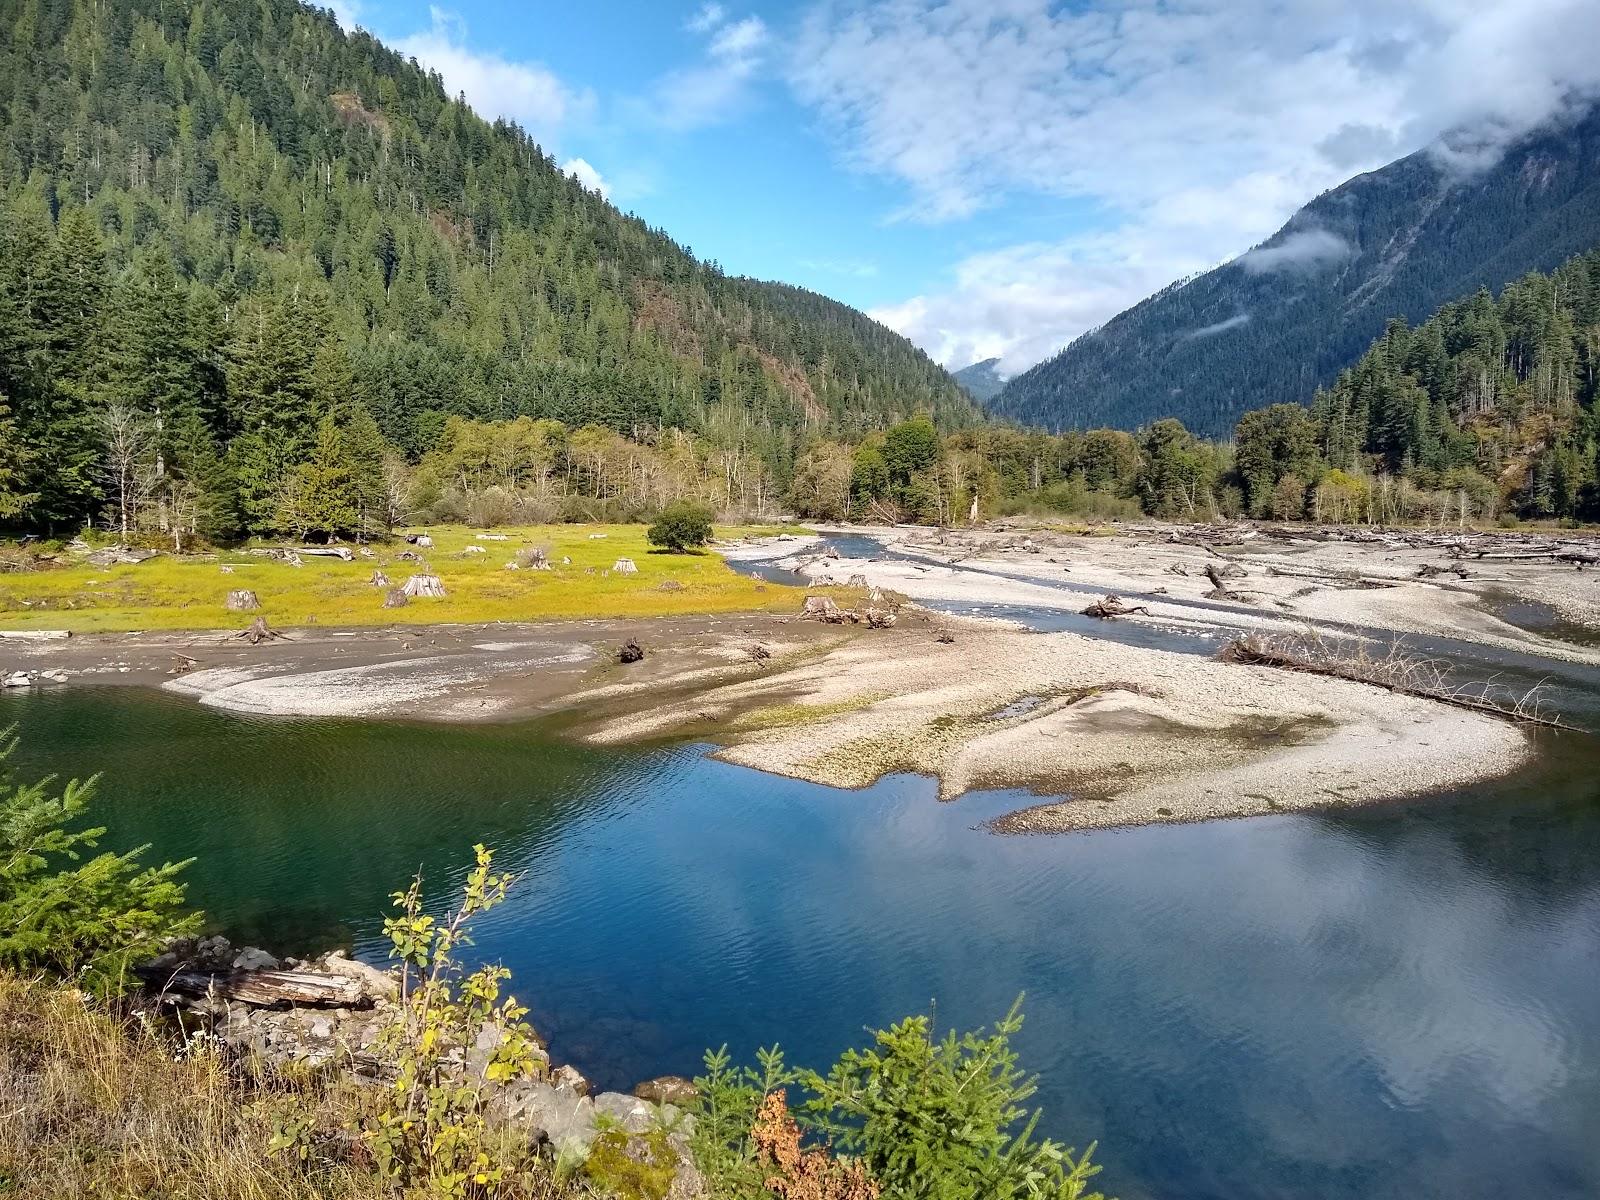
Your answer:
618,638 -> 645,664
401,574 -> 446,598
613,557 -> 639,575
230,616 -> 288,645
225,589 -> 260,612
383,588 -> 409,608
369,570 -> 390,588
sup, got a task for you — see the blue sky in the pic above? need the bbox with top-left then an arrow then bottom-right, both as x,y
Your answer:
339,0 -> 1600,377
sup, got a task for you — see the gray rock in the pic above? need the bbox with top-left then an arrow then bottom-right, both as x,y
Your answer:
634,1075 -> 698,1106
551,1063 -> 589,1096
232,947 -> 280,971
493,1081 -> 598,1156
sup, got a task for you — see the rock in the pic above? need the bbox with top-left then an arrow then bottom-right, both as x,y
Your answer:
552,1063 -> 590,1095
593,1092 -> 669,1136
2,672 -> 32,688
383,588 -> 408,608
493,1081 -> 598,1156
231,947 -> 280,971
633,1075 -> 698,1105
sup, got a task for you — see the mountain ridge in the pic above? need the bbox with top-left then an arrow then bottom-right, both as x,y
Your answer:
989,103 -> 1600,437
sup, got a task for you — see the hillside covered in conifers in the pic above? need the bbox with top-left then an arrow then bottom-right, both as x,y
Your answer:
0,0 -> 977,537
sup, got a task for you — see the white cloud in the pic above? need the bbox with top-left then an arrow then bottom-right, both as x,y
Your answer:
1183,313 -> 1252,339
801,0 -> 1600,372
1238,230 -> 1353,276
327,0 -> 361,31
561,157 -> 610,198
395,8 -> 593,147
686,3 -> 726,34
653,9 -> 769,130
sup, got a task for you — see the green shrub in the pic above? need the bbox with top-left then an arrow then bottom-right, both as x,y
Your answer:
692,999 -> 1110,1200
647,501 -> 714,552
0,729 -> 196,994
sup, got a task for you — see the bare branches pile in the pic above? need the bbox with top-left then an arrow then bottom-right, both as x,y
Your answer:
1220,630 -> 1574,730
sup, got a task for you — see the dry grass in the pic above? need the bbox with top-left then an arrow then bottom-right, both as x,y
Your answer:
0,975 -> 579,1199
0,524 -> 810,634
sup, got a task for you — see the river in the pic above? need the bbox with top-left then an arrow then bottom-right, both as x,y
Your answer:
3,538 -> 1599,1199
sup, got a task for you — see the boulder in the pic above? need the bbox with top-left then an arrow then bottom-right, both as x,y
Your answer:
551,1063 -> 590,1095
231,947 -> 280,971
633,1075 -> 698,1105
492,1081 -> 598,1157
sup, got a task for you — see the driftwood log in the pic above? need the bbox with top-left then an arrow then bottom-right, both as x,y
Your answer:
1203,563 -> 1247,601
1220,634 -> 1578,731
1082,594 -> 1151,619
142,967 -> 368,1009
295,546 -> 354,561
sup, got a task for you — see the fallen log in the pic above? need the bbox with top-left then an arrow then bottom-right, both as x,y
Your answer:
1219,633 -> 1578,731
0,629 -> 70,640
294,546 -> 355,561
1204,563 -> 1248,601
141,966 -> 367,1008
1082,594 -> 1150,619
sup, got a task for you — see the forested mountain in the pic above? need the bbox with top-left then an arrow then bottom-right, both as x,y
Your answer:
0,0 -> 976,537
952,357 -> 1005,402
991,104 -> 1600,438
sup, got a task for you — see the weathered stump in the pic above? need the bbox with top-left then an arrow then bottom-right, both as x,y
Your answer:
613,557 -> 639,575
369,570 -> 390,588
402,573 -> 446,598
225,589 -> 260,612
382,588 -> 409,609
618,637 -> 645,664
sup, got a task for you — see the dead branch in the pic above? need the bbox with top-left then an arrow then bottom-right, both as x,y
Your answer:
1220,631 -> 1577,731
1082,594 -> 1150,619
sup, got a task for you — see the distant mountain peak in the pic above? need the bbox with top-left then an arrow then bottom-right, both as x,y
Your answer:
991,102 -> 1600,437
952,357 -> 1007,402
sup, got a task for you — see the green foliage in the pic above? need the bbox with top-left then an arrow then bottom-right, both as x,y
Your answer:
362,843 -> 547,1198
0,729 -> 196,993
692,1001 -> 1110,1200
647,500 -> 715,552
0,0 -> 979,540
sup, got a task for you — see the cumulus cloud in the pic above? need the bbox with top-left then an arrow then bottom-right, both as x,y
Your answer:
1238,230 -> 1353,276
653,7 -> 769,130
395,8 -> 593,146
800,0 -> 1600,370
561,157 -> 610,197
327,0 -> 361,31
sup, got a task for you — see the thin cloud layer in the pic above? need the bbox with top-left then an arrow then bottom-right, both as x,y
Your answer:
653,8 -> 770,130
803,0 -> 1600,373
395,7 -> 593,148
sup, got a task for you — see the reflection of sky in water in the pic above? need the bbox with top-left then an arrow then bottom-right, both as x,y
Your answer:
4,689 -> 1599,1200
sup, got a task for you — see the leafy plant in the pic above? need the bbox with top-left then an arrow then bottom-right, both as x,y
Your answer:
692,1000 -> 1109,1200
361,843 -> 547,1198
646,501 -> 715,553
0,728 -> 196,994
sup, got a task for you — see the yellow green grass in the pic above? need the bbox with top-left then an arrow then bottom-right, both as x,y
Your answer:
0,524 -> 811,633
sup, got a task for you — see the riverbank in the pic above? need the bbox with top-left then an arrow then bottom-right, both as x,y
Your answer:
7,519 -> 1590,832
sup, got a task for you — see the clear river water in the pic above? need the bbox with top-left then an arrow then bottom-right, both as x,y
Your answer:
3,681 -> 1598,1200
6,532 -> 1600,1199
